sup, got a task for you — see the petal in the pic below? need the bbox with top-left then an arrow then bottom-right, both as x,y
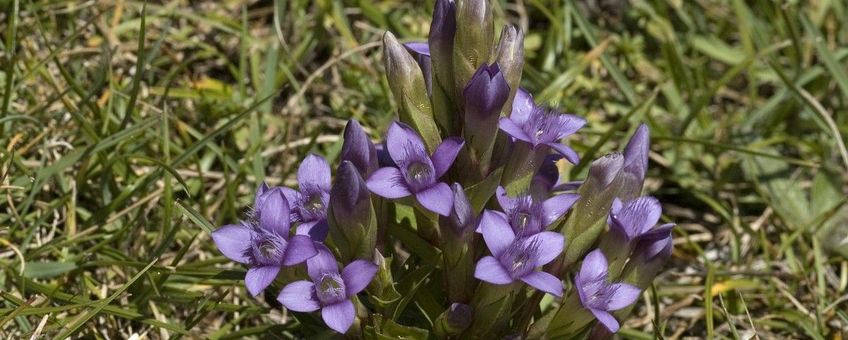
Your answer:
341,120 -> 378,176
542,193 -> 580,226
307,245 -> 339,281
520,271 -> 563,297
580,249 -> 609,282
610,198 -> 623,215
279,187 -> 301,212
617,197 -> 662,237
366,167 -> 412,199
322,300 -> 356,334
278,280 -> 320,312
495,186 -> 515,213
415,182 -> 454,216
386,121 -> 427,164
552,114 -> 586,139
463,63 -> 509,119
299,154 -> 332,192
525,231 -> 564,266
474,256 -> 514,285
499,118 -> 532,143
590,308 -> 620,333
342,260 -> 378,297
281,235 -> 318,266
479,210 -> 516,257
258,188 -> 291,234
622,123 -> 649,182
510,88 -> 535,125
255,182 -> 270,205
546,142 -> 580,165
431,137 -> 464,178
245,266 -> 280,297
404,41 -> 430,56
296,220 -> 329,242
211,224 -> 253,264
607,283 -> 642,310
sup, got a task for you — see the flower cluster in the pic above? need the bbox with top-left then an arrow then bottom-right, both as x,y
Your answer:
211,0 -> 674,337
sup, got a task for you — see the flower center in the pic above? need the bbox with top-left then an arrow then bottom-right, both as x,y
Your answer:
304,195 -> 325,216
250,232 -> 286,266
514,213 -> 531,233
500,238 -> 541,278
316,273 -> 346,304
407,162 -> 430,183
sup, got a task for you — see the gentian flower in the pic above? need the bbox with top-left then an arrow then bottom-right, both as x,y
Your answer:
493,186 -> 579,237
340,120 -> 378,177
609,196 -> 674,243
463,63 -> 509,165
575,249 -> 641,333
499,89 -> 586,164
619,124 -> 650,200
278,246 -> 378,334
281,154 -> 331,241
366,121 -> 464,216
474,210 -> 564,297
211,186 -> 318,296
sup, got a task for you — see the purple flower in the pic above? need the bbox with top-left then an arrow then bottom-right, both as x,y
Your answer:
619,124 -> 650,199
474,210 -> 564,297
575,249 -> 642,333
278,246 -> 378,334
464,63 -> 509,120
609,196 -> 674,243
211,187 -> 318,296
366,121 -> 464,216
340,120 -> 378,177
499,89 -> 585,164
281,154 -> 331,241
492,186 -> 579,237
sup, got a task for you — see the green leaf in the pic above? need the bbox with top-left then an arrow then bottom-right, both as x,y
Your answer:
23,261 -> 77,279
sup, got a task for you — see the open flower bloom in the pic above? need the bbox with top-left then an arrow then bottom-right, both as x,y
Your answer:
366,121 -> 464,216
609,196 -> 674,243
575,249 -> 642,333
281,154 -> 331,241
278,246 -> 378,334
211,187 -> 318,296
491,186 -> 579,237
499,89 -> 585,164
474,210 -> 564,297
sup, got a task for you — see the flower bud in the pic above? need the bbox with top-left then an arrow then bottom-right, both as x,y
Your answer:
452,0 -> 495,103
463,63 -> 509,166
441,183 -> 475,235
429,0 -> 457,96
404,42 -> 432,94
436,303 -> 473,336
383,31 -> 441,152
559,153 -> 625,266
619,124 -> 649,200
621,230 -> 673,289
328,161 -> 376,261
494,25 -> 524,116
366,249 -> 402,308
340,120 -> 378,177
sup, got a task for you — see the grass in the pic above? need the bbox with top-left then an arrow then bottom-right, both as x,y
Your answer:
1,0 -> 847,338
